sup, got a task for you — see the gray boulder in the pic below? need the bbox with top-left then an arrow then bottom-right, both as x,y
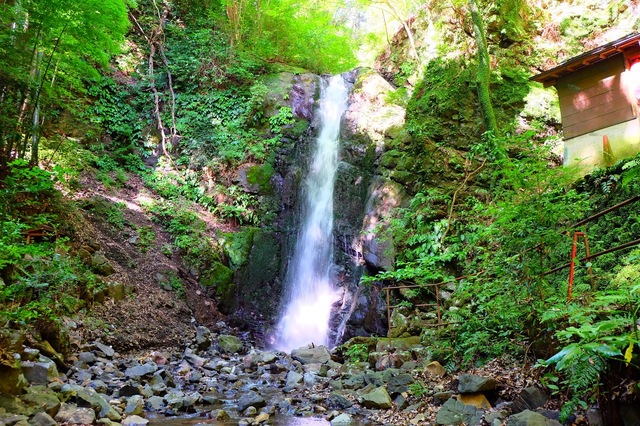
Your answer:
21,360 -> 58,385
54,403 -> 96,425
125,363 -> 158,379
122,415 -> 149,426
507,410 -> 562,426
124,395 -> 145,416
436,398 -> 484,425
457,374 -> 497,393
285,371 -> 303,388
291,346 -> 331,364
358,386 -> 392,409
331,413 -> 353,425
29,411 -> 57,426
236,391 -> 266,412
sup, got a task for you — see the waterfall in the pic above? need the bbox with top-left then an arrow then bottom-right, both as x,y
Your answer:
274,75 -> 349,352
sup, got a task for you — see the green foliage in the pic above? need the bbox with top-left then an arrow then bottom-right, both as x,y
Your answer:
135,226 -> 155,252
0,0 -> 130,170
344,343 -> 369,363
220,0 -> 357,73
88,77 -> 143,144
406,58 -> 529,144
0,248 -> 100,327
408,380 -> 428,397
142,198 -> 223,274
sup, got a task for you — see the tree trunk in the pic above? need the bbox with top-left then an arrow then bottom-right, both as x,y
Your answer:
468,0 -> 497,134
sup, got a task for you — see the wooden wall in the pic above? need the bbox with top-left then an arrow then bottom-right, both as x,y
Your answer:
556,54 -> 636,139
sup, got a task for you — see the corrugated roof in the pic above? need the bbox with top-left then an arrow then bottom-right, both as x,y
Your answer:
531,33 -> 640,86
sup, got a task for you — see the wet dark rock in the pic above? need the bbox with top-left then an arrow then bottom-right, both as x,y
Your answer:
236,391 -> 266,412
118,384 -> 142,397
194,326 -> 212,351
586,408 -> 604,426
457,374 -> 497,393
386,373 -> 414,396
509,387 -> 548,414
621,404 -> 640,426
325,392 -> 353,410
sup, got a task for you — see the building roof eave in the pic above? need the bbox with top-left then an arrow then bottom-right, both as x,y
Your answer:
531,33 -> 640,86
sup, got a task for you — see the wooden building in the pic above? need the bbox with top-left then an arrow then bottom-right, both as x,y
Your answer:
532,33 -> 640,167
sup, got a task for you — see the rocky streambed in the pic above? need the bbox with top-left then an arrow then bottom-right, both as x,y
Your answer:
1,322 -> 580,426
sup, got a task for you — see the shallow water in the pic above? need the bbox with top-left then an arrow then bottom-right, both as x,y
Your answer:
147,414 -> 368,425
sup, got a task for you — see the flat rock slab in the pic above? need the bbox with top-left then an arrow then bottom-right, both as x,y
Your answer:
507,409 -> 562,426
291,346 -> 331,364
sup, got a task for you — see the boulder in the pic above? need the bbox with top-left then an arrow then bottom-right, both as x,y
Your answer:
331,413 -> 353,425
125,363 -> 158,379
236,391 -> 266,412
146,395 -> 165,411
510,387 -> 548,414
0,365 -> 28,395
325,392 -> 353,410
54,403 -> 96,425
106,281 -> 126,301
194,326 -> 211,350
457,374 -> 497,393
91,253 -> 115,276
122,415 -> 149,426
425,361 -> 447,377
436,398 -> 483,425
386,373 -> 414,396
208,409 -> 230,421
21,386 -> 61,416
291,346 -> 331,364
507,409 -> 562,426
457,393 -> 491,410
29,411 -> 57,426
358,386 -> 392,409
21,360 -> 58,385
285,371 -> 303,388
218,335 -> 243,354
93,342 -> 115,358
124,395 -> 145,416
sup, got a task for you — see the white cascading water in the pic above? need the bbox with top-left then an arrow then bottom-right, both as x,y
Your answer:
275,75 -> 349,352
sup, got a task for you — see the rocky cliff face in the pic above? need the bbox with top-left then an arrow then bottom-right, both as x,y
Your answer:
229,68 -> 413,348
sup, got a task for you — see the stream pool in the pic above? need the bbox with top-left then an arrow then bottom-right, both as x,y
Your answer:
147,414 -> 368,425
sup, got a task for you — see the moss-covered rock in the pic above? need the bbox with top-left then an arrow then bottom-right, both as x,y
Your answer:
219,229 -> 256,270
201,262 -> 234,307
245,163 -> 275,194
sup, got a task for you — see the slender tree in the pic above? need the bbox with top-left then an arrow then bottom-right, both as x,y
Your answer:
0,0 -> 129,175
468,0 -> 497,134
